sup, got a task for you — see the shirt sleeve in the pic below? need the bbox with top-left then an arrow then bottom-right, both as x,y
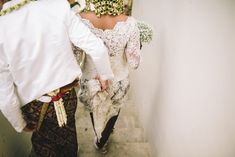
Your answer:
125,20 -> 141,69
65,3 -> 114,80
0,50 -> 26,133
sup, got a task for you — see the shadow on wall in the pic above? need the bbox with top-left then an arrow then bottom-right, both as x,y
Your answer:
0,113 -> 31,157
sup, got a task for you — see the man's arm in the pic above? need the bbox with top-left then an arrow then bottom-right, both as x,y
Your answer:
0,50 -> 26,133
64,2 -> 114,81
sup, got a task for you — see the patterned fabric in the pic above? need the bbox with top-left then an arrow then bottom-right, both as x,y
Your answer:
21,89 -> 78,157
72,44 -> 86,69
77,16 -> 140,140
79,78 -> 129,139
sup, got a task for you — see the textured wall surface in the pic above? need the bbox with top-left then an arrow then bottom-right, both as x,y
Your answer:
131,0 -> 235,157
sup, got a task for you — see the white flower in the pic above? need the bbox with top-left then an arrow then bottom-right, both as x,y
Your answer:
137,21 -> 153,44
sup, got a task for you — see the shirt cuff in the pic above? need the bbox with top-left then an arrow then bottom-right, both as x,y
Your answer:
15,118 -> 27,133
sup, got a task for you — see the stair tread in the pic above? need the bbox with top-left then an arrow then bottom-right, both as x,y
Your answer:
78,142 -> 151,157
75,97 -> 152,157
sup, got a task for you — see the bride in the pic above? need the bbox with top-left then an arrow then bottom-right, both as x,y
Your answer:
73,0 -> 141,154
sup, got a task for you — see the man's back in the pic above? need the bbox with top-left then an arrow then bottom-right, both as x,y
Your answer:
0,0 -> 81,104
0,0 -> 113,133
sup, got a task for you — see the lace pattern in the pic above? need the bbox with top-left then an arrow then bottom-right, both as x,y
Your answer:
79,78 -> 130,139
80,17 -> 141,80
125,21 -> 141,69
79,78 -> 130,111
76,16 -> 140,140
72,44 -> 85,66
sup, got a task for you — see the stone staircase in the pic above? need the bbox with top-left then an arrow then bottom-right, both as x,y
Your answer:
75,96 -> 152,157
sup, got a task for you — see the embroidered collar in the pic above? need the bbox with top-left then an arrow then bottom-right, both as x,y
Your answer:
0,0 -> 34,16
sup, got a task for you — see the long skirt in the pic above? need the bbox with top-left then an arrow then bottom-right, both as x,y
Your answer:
79,78 -> 130,144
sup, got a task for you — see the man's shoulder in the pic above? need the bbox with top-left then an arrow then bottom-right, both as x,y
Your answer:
34,0 -> 71,21
39,0 -> 70,10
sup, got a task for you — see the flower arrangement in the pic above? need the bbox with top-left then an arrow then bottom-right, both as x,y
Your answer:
137,21 -> 153,44
0,0 -> 33,16
83,0 -> 124,17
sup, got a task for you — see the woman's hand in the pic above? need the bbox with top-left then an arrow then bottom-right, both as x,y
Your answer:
95,75 -> 108,91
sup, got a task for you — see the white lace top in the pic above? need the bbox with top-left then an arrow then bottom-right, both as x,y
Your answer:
81,17 -> 141,82
77,16 -> 141,139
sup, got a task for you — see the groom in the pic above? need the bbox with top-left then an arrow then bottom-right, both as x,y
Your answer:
0,0 -> 113,156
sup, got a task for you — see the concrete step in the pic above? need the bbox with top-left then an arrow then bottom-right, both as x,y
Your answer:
75,95 -> 152,157
78,142 -> 152,157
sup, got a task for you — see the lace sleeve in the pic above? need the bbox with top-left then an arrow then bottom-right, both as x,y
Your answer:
125,21 -> 141,69
72,44 -> 83,64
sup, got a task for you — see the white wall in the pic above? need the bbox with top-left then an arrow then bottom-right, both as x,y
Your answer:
131,0 -> 235,157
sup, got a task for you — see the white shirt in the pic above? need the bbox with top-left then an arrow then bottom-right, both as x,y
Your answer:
0,0 -> 113,132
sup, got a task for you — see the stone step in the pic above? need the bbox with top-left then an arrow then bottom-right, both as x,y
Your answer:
74,94 -> 152,157
78,142 -> 152,157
